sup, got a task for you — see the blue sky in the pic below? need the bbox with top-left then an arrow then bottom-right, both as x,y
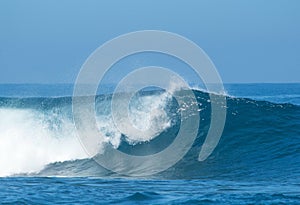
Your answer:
0,0 -> 299,83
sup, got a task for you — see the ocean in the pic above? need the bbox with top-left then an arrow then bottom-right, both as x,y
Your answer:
0,83 -> 299,204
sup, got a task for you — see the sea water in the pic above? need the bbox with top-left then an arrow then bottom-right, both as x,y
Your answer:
0,84 -> 299,204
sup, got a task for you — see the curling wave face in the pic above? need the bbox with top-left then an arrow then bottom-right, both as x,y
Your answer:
0,89 -> 300,181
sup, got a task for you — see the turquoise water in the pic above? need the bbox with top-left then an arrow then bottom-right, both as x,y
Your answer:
0,84 -> 300,204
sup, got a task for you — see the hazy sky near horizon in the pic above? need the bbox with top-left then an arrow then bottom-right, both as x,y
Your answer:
0,0 -> 299,83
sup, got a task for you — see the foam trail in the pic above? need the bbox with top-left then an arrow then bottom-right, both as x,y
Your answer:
0,108 -> 88,177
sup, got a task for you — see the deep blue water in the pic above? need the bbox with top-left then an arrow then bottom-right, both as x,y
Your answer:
0,84 -> 300,204
1,178 -> 299,204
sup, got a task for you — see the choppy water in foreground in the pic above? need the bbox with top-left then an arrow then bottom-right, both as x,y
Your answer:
1,178 -> 299,204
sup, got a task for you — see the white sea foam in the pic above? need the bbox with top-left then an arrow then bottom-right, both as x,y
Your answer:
0,108 -> 88,177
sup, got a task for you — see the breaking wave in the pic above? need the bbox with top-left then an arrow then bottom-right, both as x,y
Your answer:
0,88 -> 300,180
